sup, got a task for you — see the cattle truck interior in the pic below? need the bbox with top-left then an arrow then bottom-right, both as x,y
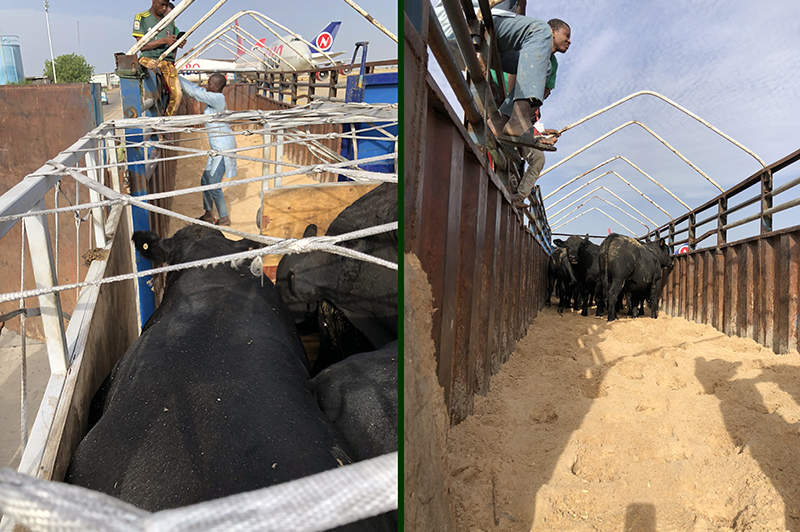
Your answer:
0,1 -> 398,530
405,2 -> 800,531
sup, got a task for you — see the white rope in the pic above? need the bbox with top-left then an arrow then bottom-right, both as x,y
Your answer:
0,218 -> 397,306
0,452 -> 397,532
19,222 -> 28,450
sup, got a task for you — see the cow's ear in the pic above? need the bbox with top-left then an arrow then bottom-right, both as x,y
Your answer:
659,238 -> 667,248
132,231 -> 171,264
303,224 -> 318,238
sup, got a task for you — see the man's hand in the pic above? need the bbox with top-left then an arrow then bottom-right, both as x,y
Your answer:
542,128 -> 560,137
476,0 -> 508,21
162,35 -> 178,47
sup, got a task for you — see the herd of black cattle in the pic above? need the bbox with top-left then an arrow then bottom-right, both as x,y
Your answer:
548,233 -> 674,321
65,183 -> 398,531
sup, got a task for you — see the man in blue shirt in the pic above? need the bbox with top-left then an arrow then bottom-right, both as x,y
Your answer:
179,73 -> 238,226
434,1 -> 571,150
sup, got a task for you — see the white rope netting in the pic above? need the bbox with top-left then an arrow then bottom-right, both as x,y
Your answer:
0,102 -> 399,304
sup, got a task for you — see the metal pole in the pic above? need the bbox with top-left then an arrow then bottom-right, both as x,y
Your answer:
340,0 -> 398,43
44,0 -> 57,84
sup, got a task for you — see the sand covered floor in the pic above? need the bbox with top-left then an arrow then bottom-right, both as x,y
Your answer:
167,130 -> 318,238
447,306 -> 800,532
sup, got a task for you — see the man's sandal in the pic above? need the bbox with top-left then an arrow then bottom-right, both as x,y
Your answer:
496,128 -> 557,151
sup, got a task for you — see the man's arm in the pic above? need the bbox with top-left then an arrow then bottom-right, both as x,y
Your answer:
178,77 -> 225,112
516,0 -> 526,15
135,35 -> 178,51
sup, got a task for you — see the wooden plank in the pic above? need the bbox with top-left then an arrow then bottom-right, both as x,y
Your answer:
775,234 -> 791,354
715,249 -> 725,332
468,167 -> 489,397
259,182 -> 381,271
451,154 -> 480,422
790,233 -> 800,353
512,220 -> 522,341
487,188 -> 503,379
695,252 -> 704,323
439,131 -> 466,425
706,251 -> 715,324
41,206 -> 139,481
678,256 -> 686,318
686,255 -> 695,322
725,246 -> 739,337
742,243 -> 757,342
475,180 -> 497,396
762,237 -> 776,350
439,133 -> 464,423
419,111 -> 453,399
503,216 -> 517,361
497,204 -> 511,366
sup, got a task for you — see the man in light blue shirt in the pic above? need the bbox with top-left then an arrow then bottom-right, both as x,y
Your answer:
178,73 -> 237,226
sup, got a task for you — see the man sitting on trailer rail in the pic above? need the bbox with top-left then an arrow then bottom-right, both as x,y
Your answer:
433,1 -> 571,151
178,73 -> 237,226
133,0 -> 182,64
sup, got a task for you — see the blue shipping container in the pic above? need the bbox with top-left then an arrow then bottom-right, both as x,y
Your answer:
340,71 -> 398,178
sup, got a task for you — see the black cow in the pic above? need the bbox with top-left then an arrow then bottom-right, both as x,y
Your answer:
547,246 -> 576,313
564,235 -> 605,316
65,226 -> 394,530
276,183 -> 397,349
311,340 -> 398,461
314,298 -> 376,375
599,233 -> 673,322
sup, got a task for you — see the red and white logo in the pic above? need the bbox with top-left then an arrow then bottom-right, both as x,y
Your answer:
678,244 -> 690,254
316,32 -> 332,51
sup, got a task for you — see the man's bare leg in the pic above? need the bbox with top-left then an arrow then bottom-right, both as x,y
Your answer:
501,99 -> 537,137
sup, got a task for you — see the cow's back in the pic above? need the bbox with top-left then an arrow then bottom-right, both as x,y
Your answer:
66,233 -> 356,513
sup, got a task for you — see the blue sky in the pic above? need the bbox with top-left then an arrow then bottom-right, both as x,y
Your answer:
429,0 -> 800,244
1,1 -> 396,75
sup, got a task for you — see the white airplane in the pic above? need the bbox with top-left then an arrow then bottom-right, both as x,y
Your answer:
179,21 -> 344,80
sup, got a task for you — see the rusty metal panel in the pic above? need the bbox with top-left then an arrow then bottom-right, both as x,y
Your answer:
743,242 -> 757,341
762,238 -> 776,348
666,227 -> 800,354
705,251 -> 714,324
407,32 -> 555,424
488,188 -> 503,379
511,221 -> 521,341
790,234 -> 800,352
725,246 -> 740,336
468,168 -> 489,397
495,203 -> 510,367
714,249 -> 725,331
500,207 -> 514,363
0,84 -> 100,340
475,184 -> 499,394
775,235 -> 791,353
439,131 -> 465,422
450,154 -> 482,423
420,111 -> 455,408
687,254 -> 694,320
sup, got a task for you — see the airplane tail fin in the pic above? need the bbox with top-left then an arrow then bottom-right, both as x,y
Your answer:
309,21 -> 341,53
235,19 -> 245,57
